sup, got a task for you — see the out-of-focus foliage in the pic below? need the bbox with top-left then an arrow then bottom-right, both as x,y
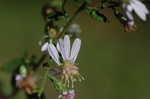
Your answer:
85,8 -> 108,22
1,57 -> 24,73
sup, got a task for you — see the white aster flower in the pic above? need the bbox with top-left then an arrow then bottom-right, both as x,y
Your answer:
48,35 -> 81,66
123,0 -> 149,25
47,35 -> 84,88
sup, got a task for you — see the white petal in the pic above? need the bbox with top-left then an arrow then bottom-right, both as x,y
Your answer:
127,4 -> 133,12
131,0 -> 149,21
48,43 -> 61,65
70,38 -> 81,63
59,38 -> 66,60
135,1 -> 149,14
41,42 -> 49,52
128,20 -> 135,26
57,42 -> 61,53
63,35 -> 70,60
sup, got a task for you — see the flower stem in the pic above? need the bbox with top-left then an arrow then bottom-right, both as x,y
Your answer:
34,2 -> 87,71
57,2 -> 87,38
38,67 -> 49,97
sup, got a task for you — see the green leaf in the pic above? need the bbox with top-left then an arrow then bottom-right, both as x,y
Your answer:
19,65 -> 28,76
72,0 -> 81,3
84,0 -> 92,4
1,58 -> 24,73
101,1 -> 121,8
86,8 -> 108,22
49,0 -> 63,9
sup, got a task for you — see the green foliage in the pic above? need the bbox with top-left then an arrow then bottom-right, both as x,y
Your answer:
1,57 -> 24,73
84,0 -> 92,4
48,74 -> 68,93
0,82 -> 13,95
49,0 -> 63,9
47,11 -> 66,21
101,1 -> 121,8
19,65 -> 28,77
86,8 -> 108,22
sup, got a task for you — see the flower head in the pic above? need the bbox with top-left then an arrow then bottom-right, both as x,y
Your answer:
47,35 -> 84,88
122,0 -> 149,31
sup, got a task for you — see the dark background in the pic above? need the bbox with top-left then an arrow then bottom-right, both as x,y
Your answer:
0,0 -> 150,99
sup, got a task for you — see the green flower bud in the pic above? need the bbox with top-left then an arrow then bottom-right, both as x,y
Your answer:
19,65 -> 27,77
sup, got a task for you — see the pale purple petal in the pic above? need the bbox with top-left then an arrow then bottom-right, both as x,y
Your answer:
70,38 -> 81,63
57,42 -> 61,53
125,10 -> 134,21
131,0 -> 149,21
63,35 -> 71,60
48,43 -> 61,65
59,38 -> 66,60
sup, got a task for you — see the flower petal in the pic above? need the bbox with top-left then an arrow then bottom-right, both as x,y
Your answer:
126,10 -> 134,21
59,38 -> 66,60
48,43 -> 61,65
63,35 -> 71,60
70,38 -> 81,63
127,4 -> 133,12
57,42 -> 61,53
131,0 -> 149,21
41,42 -> 49,52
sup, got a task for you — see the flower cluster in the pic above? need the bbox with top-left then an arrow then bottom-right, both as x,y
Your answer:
122,0 -> 149,31
5,1 -> 150,99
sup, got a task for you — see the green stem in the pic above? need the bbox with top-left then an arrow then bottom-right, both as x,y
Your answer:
57,2 -> 87,38
38,68 -> 49,97
48,74 -> 68,93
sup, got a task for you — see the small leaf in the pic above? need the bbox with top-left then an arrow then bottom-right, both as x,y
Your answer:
19,65 -> 28,76
49,0 -> 63,9
47,11 -> 66,21
86,8 -> 108,22
101,1 -> 121,8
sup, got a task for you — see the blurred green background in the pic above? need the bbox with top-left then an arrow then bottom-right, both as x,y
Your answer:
0,0 -> 150,99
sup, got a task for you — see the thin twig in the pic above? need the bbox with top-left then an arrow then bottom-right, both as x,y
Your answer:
57,2 -> 87,39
